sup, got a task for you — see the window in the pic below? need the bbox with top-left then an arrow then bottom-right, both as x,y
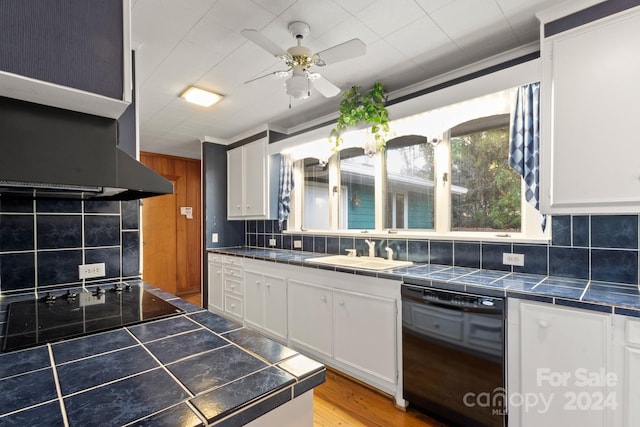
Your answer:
285,63 -> 546,240
340,148 -> 375,230
385,136 -> 435,229
302,158 -> 330,230
450,116 -> 521,232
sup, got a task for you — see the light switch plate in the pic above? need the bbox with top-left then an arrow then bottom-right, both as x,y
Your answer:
503,253 -> 525,267
212,233 -> 218,243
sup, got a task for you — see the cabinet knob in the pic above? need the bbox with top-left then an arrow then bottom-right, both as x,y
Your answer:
236,204 -> 241,209
538,319 -> 550,328
246,204 -> 251,210
338,300 -> 345,306
266,283 -> 271,288
321,295 -> 327,302
255,281 -> 260,286
231,304 -> 235,309
216,270 -> 221,274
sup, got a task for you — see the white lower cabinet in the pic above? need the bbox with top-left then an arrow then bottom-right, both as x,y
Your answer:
611,315 -> 640,427
287,271 -> 400,403
333,289 -> 396,384
508,300 -> 615,426
288,280 -> 333,357
207,254 -> 223,312
244,269 -> 287,341
206,254 -> 243,321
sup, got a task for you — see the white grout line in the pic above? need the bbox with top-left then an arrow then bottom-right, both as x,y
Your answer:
47,344 -> 69,427
123,328 -> 195,398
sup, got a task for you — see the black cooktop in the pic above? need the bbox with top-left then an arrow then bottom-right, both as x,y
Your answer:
2,283 -> 184,352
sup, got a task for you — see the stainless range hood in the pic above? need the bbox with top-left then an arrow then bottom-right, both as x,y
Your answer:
0,96 -> 172,200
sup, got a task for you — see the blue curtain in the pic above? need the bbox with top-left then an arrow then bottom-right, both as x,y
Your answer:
509,82 -> 546,230
278,154 -> 294,231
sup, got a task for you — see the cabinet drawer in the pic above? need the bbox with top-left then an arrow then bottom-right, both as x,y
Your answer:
225,294 -> 243,318
224,257 -> 243,267
225,278 -> 243,296
626,318 -> 640,346
224,266 -> 243,280
208,253 -> 221,263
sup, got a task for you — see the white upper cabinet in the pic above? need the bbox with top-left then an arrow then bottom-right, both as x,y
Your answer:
540,5 -> 640,214
227,135 -> 280,220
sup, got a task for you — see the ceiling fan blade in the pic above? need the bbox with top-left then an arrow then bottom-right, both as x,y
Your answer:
313,75 -> 341,98
241,29 -> 286,57
244,69 -> 290,84
315,38 -> 366,66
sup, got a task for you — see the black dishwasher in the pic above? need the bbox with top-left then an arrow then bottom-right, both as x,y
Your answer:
402,283 -> 506,427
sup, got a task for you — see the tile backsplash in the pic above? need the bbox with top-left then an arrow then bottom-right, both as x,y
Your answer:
245,215 -> 640,286
0,198 -> 140,295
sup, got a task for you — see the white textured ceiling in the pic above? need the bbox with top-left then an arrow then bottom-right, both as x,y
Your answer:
132,0 -> 561,159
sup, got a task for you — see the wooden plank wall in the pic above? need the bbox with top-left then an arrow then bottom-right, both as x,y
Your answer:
140,152 -> 201,295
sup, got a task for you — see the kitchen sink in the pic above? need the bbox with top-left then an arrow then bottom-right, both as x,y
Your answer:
304,255 -> 413,270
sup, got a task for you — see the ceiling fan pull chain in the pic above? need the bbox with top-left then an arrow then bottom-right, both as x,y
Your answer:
289,96 -> 292,110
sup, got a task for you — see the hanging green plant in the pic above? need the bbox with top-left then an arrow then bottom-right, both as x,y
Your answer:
329,82 -> 390,153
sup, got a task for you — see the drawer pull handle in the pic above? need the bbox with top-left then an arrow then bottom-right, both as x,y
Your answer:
236,204 -> 241,209
266,283 -> 271,288
339,300 -> 345,306
538,320 -> 549,328
256,281 -> 260,285
321,295 -> 327,302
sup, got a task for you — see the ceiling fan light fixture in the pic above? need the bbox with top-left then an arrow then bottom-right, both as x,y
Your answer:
180,86 -> 224,107
285,75 -> 311,99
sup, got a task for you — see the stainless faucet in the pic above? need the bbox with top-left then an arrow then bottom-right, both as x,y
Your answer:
364,239 -> 376,257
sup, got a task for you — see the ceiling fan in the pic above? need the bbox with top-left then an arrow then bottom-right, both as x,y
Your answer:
241,21 -> 366,101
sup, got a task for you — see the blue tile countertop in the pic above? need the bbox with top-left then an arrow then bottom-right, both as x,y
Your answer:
209,247 -> 640,317
0,281 -> 325,426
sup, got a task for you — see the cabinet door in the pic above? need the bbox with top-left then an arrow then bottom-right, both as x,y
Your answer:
243,140 -> 267,217
263,274 -> 287,340
541,9 -> 640,213
624,347 -> 640,426
288,280 -> 333,357
333,290 -> 396,384
227,147 -> 244,218
244,270 -> 264,330
519,302 -> 611,426
207,259 -> 223,312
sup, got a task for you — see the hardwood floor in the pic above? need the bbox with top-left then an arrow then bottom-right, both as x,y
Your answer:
178,293 -> 447,427
314,369 -> 448,427
181,292 -> 201,306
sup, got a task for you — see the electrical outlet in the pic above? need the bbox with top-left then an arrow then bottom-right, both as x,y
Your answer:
503,253 -> 525,267
78,263 -> 106,279
293,240 -> 302,249
212,233 -> 218,243
268,238 -> 276,247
